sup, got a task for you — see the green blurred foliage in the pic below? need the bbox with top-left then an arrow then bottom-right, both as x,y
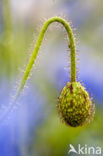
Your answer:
0,0 -> 33,79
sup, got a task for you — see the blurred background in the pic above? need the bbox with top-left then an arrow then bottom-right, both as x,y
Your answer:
0,0 -> 103,156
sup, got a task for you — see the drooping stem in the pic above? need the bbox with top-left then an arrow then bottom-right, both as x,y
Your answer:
16,17 -> 76,98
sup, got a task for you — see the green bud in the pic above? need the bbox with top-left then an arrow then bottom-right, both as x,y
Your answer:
58,82 -> 95,127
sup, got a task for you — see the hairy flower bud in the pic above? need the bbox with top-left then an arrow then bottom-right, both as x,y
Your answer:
58,82 -> 95,127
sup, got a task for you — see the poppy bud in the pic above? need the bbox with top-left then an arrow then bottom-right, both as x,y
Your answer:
58,82 -> 95,127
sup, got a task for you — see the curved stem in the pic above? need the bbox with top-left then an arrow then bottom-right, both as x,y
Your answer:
16,17 -> 76,98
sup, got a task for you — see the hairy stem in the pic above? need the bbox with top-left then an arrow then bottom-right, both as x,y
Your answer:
16,17 -> 76,98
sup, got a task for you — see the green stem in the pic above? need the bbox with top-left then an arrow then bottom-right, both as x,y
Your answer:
16,17 -> 76,98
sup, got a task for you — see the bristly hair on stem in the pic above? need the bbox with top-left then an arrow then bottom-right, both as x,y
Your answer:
16,16 -> 76,99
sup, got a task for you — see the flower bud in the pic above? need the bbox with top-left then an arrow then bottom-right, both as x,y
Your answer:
58,82 -> 95,127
